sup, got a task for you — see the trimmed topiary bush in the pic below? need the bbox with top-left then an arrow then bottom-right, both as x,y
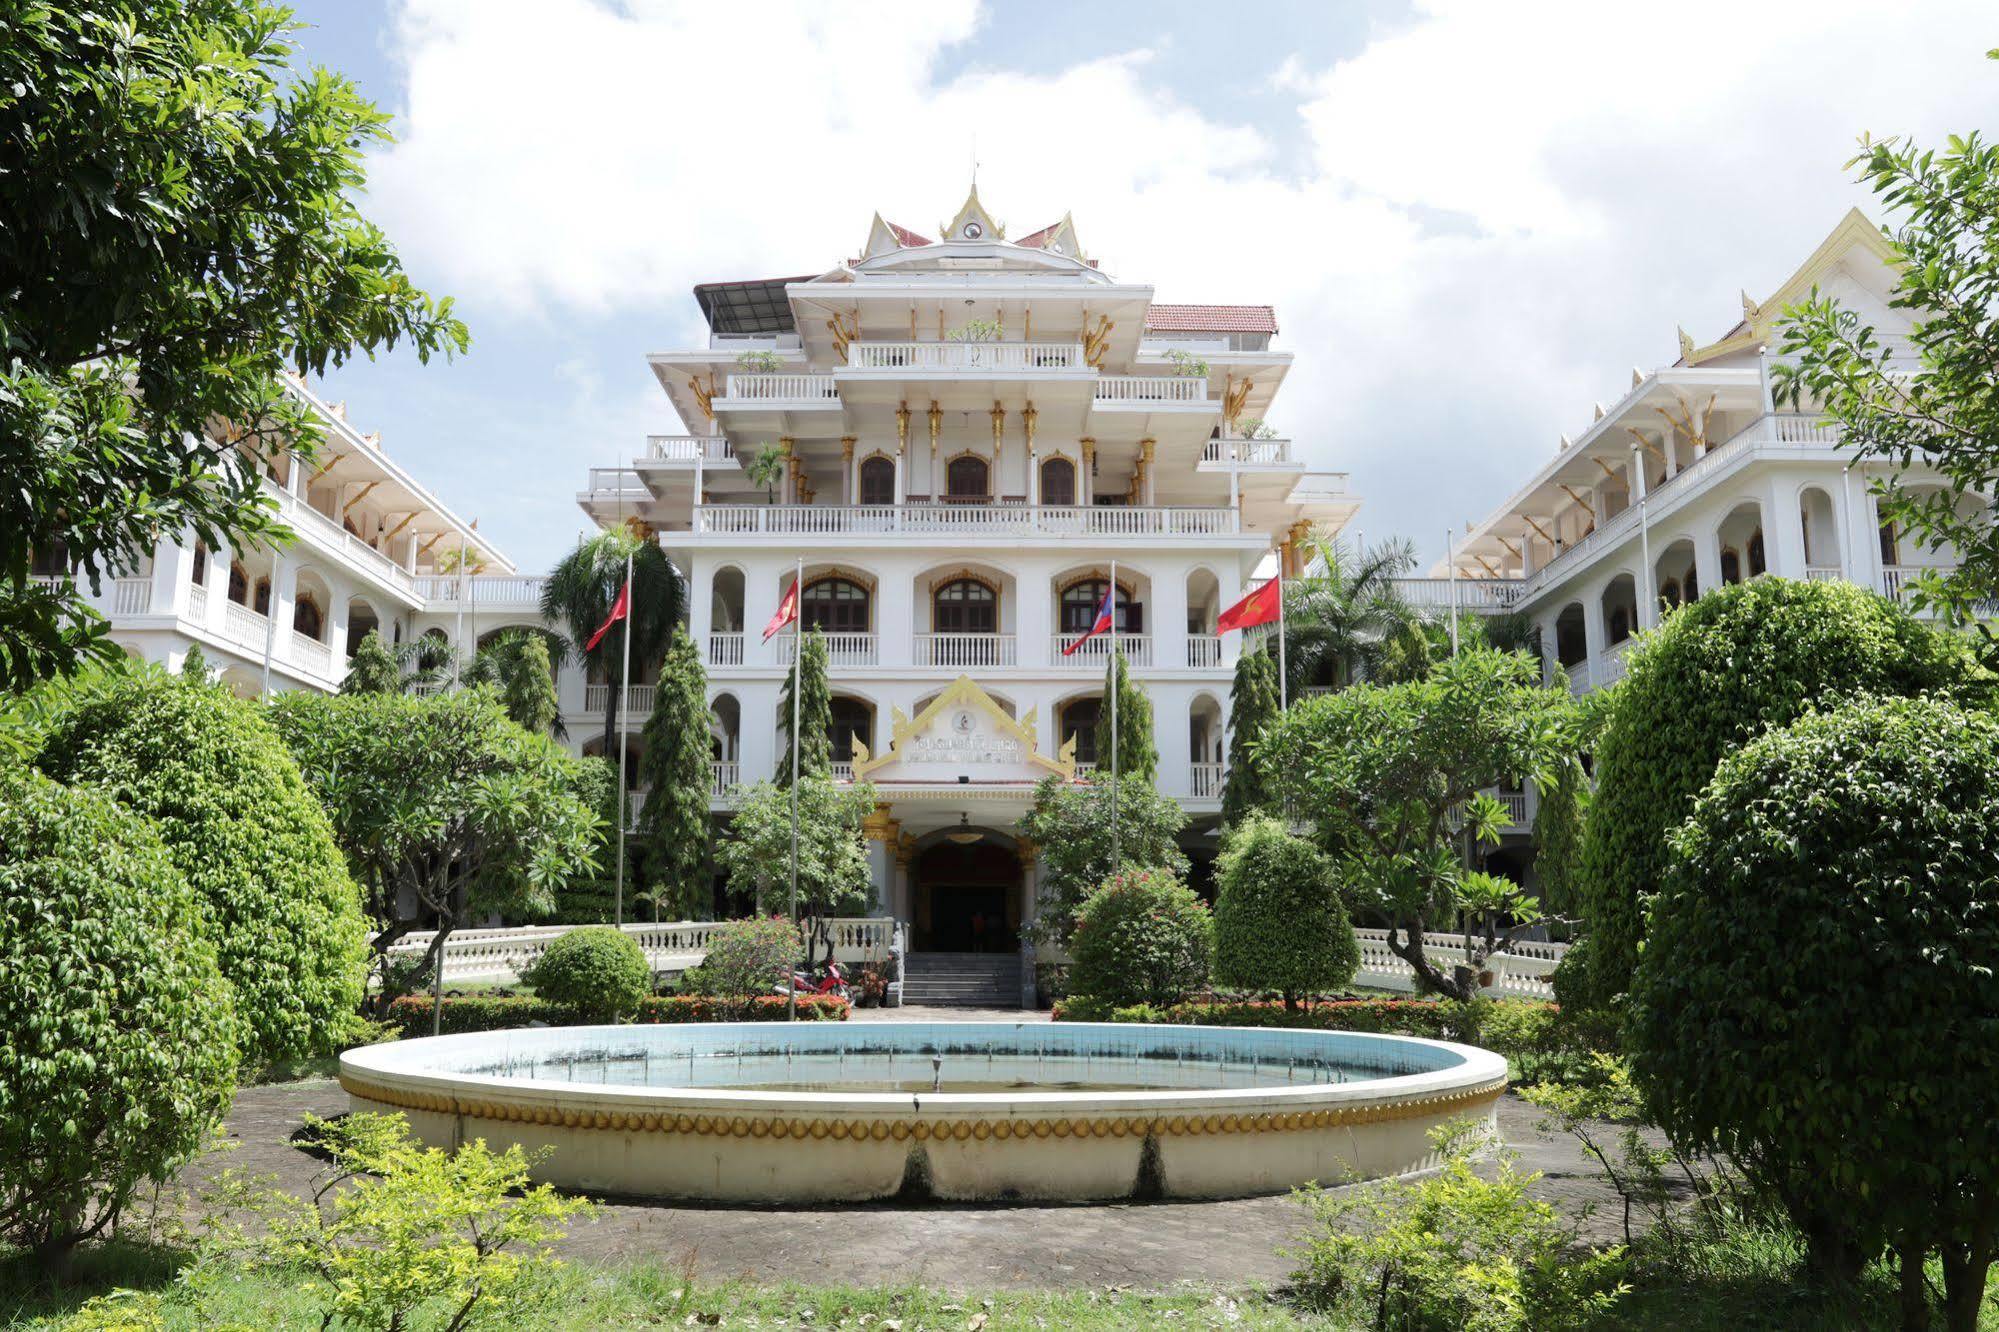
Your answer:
0,766 -> 239,1258
1067,868 -> 1213,1008
1630,695 -> 1999,1315
519,926 -> 651,1021
688,916 -> 805,999
1212,814 -> 1357,1008
38,673 -> 369,1061
1570,576 -> 1986,1008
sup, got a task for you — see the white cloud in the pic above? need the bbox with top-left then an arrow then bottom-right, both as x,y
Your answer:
366,0 -> 1998,557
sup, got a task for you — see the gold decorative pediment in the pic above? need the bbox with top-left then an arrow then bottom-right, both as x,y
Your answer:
854,675 -> 1071,781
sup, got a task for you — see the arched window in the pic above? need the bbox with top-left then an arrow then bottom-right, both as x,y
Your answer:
946,455 -> 989,502
1747,529 -> 1766,578
29,541 -> 69,577
1040,456 -> 1076,506
1061,698 -> 1101,766
293,595 -> 323,641
859,456 -> 895,505
1607,605 -> 1630,643
1059,579 -> 1140,634
253,576 -> 272,616
1660,577 -> 1682,609
1720,548 -> 1741,586
1879,518 -> 1900,566
191,544 -> 208,587
229,562 -> 249,605
933,578 -> 996,633
803,577 -> 870,634
828,697 -> 871,763
1684,568 -> 1700,601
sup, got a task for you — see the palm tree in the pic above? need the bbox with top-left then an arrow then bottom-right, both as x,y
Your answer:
1281,529 -> 1425,697
541,527 -> 686,758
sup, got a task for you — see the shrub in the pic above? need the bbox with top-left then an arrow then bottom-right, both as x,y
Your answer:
1289,1122 -> 1628,1329
1052,995 -> 1514,1044
1571,577 -> 1986,1007
1212,815 -> 1358,1008
386,992 -> 847,1037
1020,774 -> 1188,948
519,926 -> 651,1021
39,674 -> 368,1060
1630,695 -> 1999,1317
0,766 -> 239,1257
1066,869 -> 1213,1008
691,916 -> 805,998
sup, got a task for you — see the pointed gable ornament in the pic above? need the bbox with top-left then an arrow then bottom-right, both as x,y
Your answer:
1676,325 -> 1696,361
942,183 -> 1004,243
1740,288 -> 1762,319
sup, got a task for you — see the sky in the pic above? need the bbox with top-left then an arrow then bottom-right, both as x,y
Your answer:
287,0 -> 1997,574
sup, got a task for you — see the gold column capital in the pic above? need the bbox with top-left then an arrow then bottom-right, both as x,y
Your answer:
1139,437 -> 1156,463
1080,437 -> 1096,462
840,436 -> 856,461
1016,836 -> 1038,869
1022,403 -> 1038,453
928,401 -> 942,439
895,402 -> 910,454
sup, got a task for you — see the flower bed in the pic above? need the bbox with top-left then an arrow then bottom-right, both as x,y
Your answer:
1050,995 -> 1475,1039
387,992 -> 848,1037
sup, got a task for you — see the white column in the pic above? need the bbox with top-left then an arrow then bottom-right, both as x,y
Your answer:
1152,566 -> 1190,676
1017,559 -> 1053,668
1767,475 -> 1808,579
893,451 -> 907,506
688,553 -> 713,658
1581,587 -> 1607,689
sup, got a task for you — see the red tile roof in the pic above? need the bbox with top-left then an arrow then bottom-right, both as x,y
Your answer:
885,221 -> 932,248
1145,304 -> 1277,334
1014,221 -> 1060,249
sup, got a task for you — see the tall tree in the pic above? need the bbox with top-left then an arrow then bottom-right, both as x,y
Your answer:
1020,775 -> 1188,948
1281,531 -> 1425,697
1094,647 -> 1157,781
1776,70 -> 1999,633
775,627 -> 832,785
713,777 -> 874,964
1221,647 -> 1280,825
340,629 -> 402,696
540,529 -> 684,757
637,626 -> 712,920
463,630 -> 562,736
0,3 -> 466,691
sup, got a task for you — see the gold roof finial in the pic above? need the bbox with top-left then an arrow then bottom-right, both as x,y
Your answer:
1676,325 -> 1696,361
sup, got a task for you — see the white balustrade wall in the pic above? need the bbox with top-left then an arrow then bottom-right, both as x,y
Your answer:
1352,929 -> 1566,1000
386,916 -> 900,986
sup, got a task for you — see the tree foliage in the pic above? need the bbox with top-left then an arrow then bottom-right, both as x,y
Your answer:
1067,868 -> 1213,1009
1281,531 -> 1426,695
539,530 -> 684,757
1212,815 -> 1358,1008
520,926 -> 651,1022
0,2 -> 466,690
775,627 -> 831,786
0,765 -> 239,1259
1630,696 -> 1999,1326
1774,75 -> 1999,631
638,625 -> 712,919
464,630 -> 562,736
1220,647 -> 1281,825
339,628 -> 402,696
712,777 -> 874,962
38,672 -> 366,1061
1569,577 -> 1986,1008
1258,646 -> 1571,1001
267,689 -> 602,1013
687,916 -> 805,1000
1021,774 -> 1188,948
1093,647 -> 1157,780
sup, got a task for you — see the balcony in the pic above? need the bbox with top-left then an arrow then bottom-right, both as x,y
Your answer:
1200,437 -> 1292,465
710,760 -> 739,796
692,504 -> 1240,538
777,632 -> 878,667
275,488 -> 414,593
646,435 -> 737,463
1190,762 -> 1223,799
708,632 -> 745,666
1389,577 -> 1527,612
416,574 -> 548,609
583,683 -> 656,715
1186,635 -> 1223,668
914,633 -> 1017,668
845,341 -> 1087,374
717,373 -> 840,405
291,631 -> 333,679
110,576 -> 152,615
1093,375 -> 1210,406
1050,634 -> 1151,668
585,467 -> 650,502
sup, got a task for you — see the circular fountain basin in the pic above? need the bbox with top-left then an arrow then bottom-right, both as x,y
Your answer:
339,1021 -> 1507,1202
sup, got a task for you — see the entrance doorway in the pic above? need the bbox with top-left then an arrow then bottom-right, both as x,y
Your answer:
913,838 -> 1022,952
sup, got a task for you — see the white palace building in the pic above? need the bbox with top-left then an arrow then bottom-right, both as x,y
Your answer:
51,195 -> 1976,988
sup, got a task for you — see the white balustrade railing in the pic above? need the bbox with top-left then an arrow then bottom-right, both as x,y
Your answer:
1881,565 -> 1925,602
646,435 -> 735,462
707,632 -> 745,666
1804,566 -> 1843,582
583,683 -> 656,716
1186,635 -> 1223,668
110,577 -> 152,615
1352,929 -> 1567,1000
710,760 -> 740,796
847,341 -> 1085,372
1190,762 -> 1223,798
1235,438 -> 1291,465
1389,577 -> 1527,611
1094,375 -> 1209,404
223,600 -> 269,650
1597,638 -> 1634,684
915,633 -> 1017,668
276,489 -> 414,591
694,504 -> 1238,537
586,467 -> 648,497
1050,633 -> 1152,668
722,373 -> 840,402
830,761 -> 855,782
777,632 -> 877,666
186,582 -> 209,626
386,916 -> 899,985
415,574 -> 548,607
1497,791 -> 1529,827
1564,660 -> 1589,695
291,631 -> 333,678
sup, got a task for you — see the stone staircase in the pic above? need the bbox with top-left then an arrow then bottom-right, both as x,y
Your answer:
900,952 -> 1025,1009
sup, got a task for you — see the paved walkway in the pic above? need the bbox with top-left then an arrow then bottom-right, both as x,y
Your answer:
188,1010 -> 1645,1294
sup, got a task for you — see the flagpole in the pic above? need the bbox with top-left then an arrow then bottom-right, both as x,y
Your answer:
1276,570 -> 1288,710
788,555 -> 801,1022
615,551 -> 633,927
1109,558 -> 1119,871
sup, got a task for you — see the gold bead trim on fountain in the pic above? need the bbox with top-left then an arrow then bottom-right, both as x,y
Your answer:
337,1073 -> 1506,1140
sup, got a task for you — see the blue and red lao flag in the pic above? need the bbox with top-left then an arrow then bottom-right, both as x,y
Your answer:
1061,582 -> 1117,656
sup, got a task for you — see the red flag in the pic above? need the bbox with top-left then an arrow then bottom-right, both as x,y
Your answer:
1061,582 -> 1117,656
763,578 -> 800,642
1217,578 -> 1283,633
584,578 -> 631,651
